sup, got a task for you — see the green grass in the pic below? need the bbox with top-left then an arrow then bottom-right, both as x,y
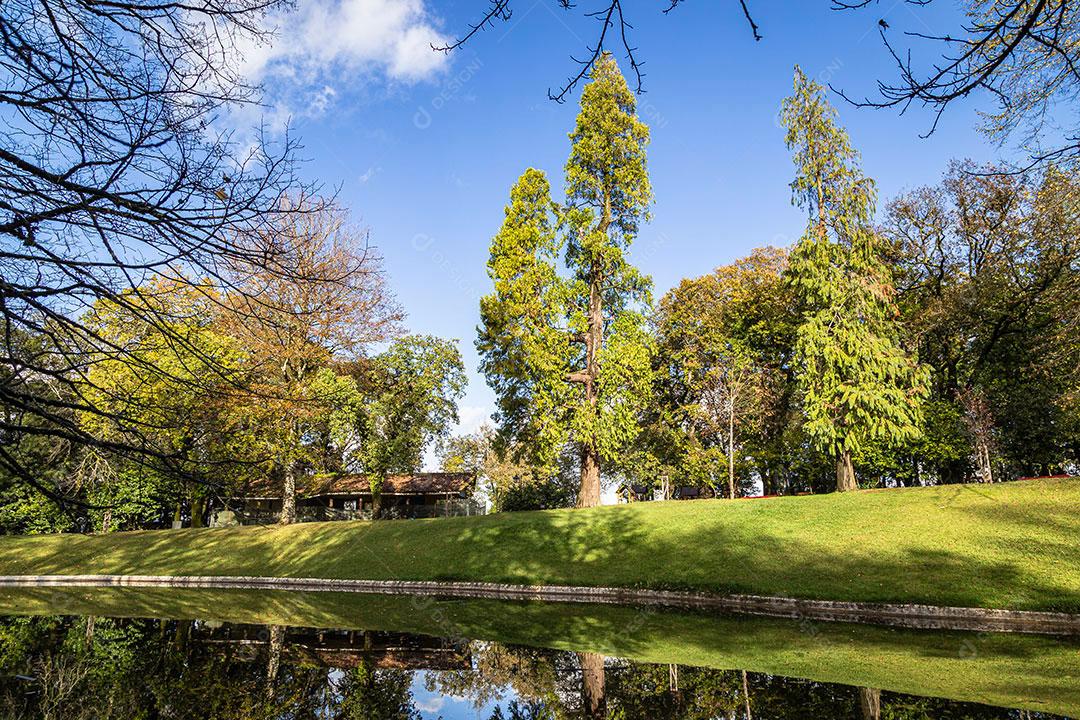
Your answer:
1,586 -> 1078,716
1,478 -> 1078,612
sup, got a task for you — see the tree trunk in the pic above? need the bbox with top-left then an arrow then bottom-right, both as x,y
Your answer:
727,402 -> 736,500
173,620 -> 191,650
579,443 -> 601,508
577,259 -> 604,509
266,625 -> 285,698
190,495 -> 206,528
975,440 -> 994,483
280,463 -> 297,524
959,387 -> 995,483
857,687 -> 881,720
836,451 -> 856,492
579,652 -> 606,719
741,669 -> 752,720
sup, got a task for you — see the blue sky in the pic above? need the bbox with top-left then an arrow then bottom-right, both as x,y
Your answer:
241,0 -> 1009,441
411,672 -> 503,718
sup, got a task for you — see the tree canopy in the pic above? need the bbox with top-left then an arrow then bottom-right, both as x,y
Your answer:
782,67 -> 930,492
478,54 -> 654,507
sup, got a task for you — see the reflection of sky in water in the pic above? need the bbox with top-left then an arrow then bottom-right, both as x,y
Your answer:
412,672 -> 509,720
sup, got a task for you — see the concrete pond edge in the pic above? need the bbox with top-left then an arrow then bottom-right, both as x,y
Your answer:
1,574 -> 1077,636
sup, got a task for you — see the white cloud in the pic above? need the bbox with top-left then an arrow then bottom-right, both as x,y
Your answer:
308,85 -> 338,116
455,404 -> 490,436
415,696 -> 445,713
233,0 -> 451,121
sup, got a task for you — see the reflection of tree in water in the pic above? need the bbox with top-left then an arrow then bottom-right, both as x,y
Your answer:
427,642 -> 578,718
0,616 -> 1071,720
336,661 -> 422,720
579,652 -> 606,719
859,687 -> 881,720
480,653 -> 1061,720
431,647 -> 778,719
265,624 -> 285,692
0,617 -> 421,719
603,659 -> 748,719
427,641 -> 568,707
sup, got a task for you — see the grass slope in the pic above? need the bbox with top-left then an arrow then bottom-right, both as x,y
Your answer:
1,587 -> 1078,716
0,478 -> 1078,612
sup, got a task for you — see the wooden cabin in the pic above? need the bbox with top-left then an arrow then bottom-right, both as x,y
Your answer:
616,483 -> 655,502
230,472 -> 480,523
194,625 -> 472,670
672,485 -> 715,500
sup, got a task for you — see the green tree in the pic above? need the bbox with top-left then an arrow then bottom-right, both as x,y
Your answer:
647,247 -> 807,497
79,279 -> 250,529
337,662 -> 422,720
440,424 -> 535,511
350,335 -> 467,512
885,162 -> 1080,481
781,67 -> 929,492
477,167 -> 569,477
478,53 -> 654,507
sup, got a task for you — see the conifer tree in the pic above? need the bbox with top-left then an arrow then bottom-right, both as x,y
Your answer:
477,169 -> 571,476
478,54 -> 654,507
781,67 -> 929,492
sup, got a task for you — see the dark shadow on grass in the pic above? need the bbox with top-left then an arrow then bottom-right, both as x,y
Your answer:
2,481 -> 1079,614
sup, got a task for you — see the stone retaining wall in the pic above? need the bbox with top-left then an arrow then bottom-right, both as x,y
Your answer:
1,574 -> 1077,635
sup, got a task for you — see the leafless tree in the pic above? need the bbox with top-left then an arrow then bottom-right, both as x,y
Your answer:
436,0 -> 763,102
35,653 -> 92,720
222,199 -> 402,524
699,356 -> 765,500
0,0 -> 324,503
833,0 -> 1080,168
958,385 -> 996,483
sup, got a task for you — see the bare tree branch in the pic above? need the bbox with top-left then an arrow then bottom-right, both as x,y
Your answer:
833,0 -> 1080,167
0,0 -> 335,502
441,0 -> 764,100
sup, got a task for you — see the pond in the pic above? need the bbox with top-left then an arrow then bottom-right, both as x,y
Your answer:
0,587 -> 1076,718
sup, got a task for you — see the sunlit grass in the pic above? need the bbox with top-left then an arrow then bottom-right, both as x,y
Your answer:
0,478 -> 1078,612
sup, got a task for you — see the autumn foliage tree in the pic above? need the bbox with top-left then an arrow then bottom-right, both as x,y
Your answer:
650,248 -> 794,499
224,201 -> 400,523
886,162 -> 1080,481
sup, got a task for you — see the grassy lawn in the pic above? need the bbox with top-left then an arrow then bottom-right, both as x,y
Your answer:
0,477 -> 1077,613
1,586 -> 1078,716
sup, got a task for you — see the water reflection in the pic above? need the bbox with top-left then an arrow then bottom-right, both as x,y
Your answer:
0,615 -> 1071,719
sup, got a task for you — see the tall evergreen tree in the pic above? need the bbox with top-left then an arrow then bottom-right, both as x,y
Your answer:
478,54 -> 654,507
781,67 -> 929,492
478,169 -> 571,477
